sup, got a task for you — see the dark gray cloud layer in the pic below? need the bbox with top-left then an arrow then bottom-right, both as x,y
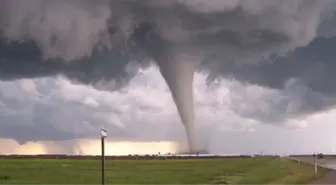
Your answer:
205,36 -> 336,120
207,37 -> 336,92
1,0 -> 336,127
0,40 -> 143,90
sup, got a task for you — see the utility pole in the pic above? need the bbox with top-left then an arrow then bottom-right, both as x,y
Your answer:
101,128 -> 107,185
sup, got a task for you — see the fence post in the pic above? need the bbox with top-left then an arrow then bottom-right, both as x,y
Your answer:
101,128 -> 107,185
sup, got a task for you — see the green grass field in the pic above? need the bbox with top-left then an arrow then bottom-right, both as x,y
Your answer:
0,157 -> 329,184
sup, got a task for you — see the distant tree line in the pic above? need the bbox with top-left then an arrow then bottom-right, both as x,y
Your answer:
0,154 -> 280,160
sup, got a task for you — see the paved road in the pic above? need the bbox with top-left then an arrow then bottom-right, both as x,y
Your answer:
319,161 -> 336,169
290,157 -> 336,184
290,157 -> 336,170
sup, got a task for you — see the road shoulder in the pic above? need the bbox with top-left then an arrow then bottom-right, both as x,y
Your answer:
309,170 -> 336,184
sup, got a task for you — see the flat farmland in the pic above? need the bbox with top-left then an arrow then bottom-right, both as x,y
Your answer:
0,157 -> 328,184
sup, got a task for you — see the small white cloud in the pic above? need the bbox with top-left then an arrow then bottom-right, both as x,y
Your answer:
285,120 -> 307,129
83,97 -> 99,108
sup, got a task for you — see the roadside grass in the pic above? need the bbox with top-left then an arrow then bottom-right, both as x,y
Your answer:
0,157 -> 327,184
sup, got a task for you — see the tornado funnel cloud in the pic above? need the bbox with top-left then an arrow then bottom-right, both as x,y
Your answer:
130,22 -> 201,153
153,48 -> 200,153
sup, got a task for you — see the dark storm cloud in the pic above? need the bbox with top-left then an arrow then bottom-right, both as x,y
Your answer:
204,36 -> 336,122
0,39 -> 145,91
0,1 -> 333,87
205,36 -> 336,92
0,0 -> 331,81
0,0 -> 336,134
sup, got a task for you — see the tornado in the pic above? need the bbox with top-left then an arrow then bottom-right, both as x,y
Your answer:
131,22 -> 201,153
152,45 -> 201,153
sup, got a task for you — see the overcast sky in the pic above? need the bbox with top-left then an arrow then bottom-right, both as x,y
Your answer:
1,66 -> 336,155
1,0 -> 336,155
